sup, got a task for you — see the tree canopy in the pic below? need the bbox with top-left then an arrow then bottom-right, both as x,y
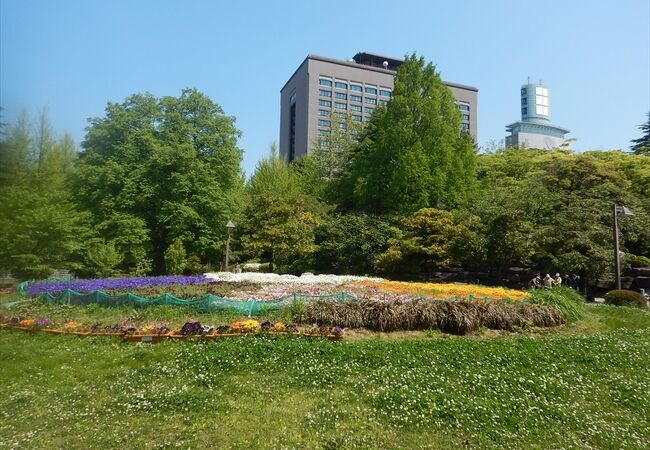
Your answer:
72,89 -> 244,273
341,54 -> 476,214
630,112 -> 650,155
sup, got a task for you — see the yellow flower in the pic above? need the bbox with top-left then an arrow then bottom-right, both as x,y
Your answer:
351,280 -> 528,302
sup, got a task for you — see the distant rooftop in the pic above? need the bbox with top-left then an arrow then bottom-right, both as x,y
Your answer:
352,52 -> 404,71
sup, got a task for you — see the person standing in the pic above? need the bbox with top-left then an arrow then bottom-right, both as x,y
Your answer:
543,274 -> 553,288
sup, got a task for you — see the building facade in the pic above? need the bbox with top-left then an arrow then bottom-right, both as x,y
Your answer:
505,81 -> 570,149
280,52 -> 478,162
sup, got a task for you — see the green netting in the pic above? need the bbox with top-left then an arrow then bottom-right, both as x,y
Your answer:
39,289 -> 359,316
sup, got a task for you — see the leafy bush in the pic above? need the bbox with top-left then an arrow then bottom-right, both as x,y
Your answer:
625,254 -> 650,268
604,290 -> 647,308
527,286 -> 585,323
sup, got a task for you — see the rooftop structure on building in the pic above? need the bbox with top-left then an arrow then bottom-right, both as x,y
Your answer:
505,80 -> 570,149
280,52 -> 478,162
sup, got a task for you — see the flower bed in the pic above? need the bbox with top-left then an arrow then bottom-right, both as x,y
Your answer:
0,316 -> 343,341
350,280 -> 529,302
24,275 -> 209,297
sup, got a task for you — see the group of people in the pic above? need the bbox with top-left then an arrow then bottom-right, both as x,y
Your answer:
529,273 -> 580,290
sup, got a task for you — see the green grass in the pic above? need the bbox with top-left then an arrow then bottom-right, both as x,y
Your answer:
1,302 -> 649,449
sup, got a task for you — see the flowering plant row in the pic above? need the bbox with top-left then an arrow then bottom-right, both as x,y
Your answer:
0,316 -> 344,339
350,280 -> 529,302
24,275 -> 209,297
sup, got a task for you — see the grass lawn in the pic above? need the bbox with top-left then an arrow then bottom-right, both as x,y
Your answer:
1,293 -> 649,449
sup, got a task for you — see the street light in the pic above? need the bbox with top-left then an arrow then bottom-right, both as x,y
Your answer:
613,205 -> 634,290
225,220 -> 235,271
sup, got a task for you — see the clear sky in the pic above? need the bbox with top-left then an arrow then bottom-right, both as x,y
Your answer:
1,0 -> 649,176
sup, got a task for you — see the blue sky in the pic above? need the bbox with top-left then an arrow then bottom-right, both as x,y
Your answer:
1,0 -> 649,176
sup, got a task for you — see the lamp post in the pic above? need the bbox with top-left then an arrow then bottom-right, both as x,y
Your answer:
225,220 -> 235,271
613,205 -> 634,290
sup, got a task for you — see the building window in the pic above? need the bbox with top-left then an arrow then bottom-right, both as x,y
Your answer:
335,81 -> 347,90
535,86 -> 549,116
522,107 -> 528,116
350,104 -> 362,112
350,95 -> 362,102
365,107 -> 374,115
458,103 -> 470,111
319,79 -> 332,87
289,103 -> 296,162
365,86 -> 377,95
379,89 -> 391,97
318,129 -> 331,136
334,102 -> 347,110
536,105 -> 548,115
521,87 -> 527,95
521,97 -> 527,105
461,123 -> 470,130
352,114 -> 362,122
318,119 -> 331,127
318,109 -> 329,116
334,92 -> 347,100
334,112 -> 345,119
338,122 -> 346,129
319,89 -> 332,97
378,100 -> 388,106
463,114 -> 470,120
365,97 -> 377,105
319,99 -> 331,107
289,91 -> 296,103
350,84 -> 362,92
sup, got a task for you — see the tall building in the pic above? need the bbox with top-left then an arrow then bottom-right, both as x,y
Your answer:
505,81 -> 570,149
280,52 -> 478,162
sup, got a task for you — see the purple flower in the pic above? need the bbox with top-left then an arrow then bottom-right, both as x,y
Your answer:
35,318 -> 52,327
26,275 -> 209,296
332,326 -> 344,336
260,320 -> 274,330
120,322 -> 138,335
180,321 -> 203,335
153,324 -> 170,335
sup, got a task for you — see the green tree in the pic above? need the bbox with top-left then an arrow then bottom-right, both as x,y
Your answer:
164,238 -> 187,274
291,111 -> 364,204
471,149 -> 650,281
376,208 -> 481,279
0,110 -> 90,279
630,112 -> 650,155
72,89 -> 244,274
240,145 -> 322,273
84,239 -> 123,278
342,54 -> 476,214
313,213 -> 396,275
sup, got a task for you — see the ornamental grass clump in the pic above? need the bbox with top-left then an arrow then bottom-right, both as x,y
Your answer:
298,298 -> 564,335
527,286 -> 585,322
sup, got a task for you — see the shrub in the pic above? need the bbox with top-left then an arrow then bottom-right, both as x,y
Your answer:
527,286 -> 585,323
625,254 -> 650,268
604,290 -> 647,308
